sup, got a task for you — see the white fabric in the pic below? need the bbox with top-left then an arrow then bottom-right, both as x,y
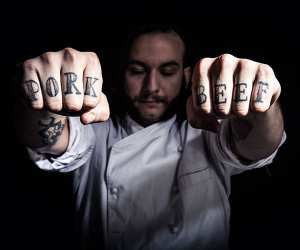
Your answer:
28,115 -> 286,250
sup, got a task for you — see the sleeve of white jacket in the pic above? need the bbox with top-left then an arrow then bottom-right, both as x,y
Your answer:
205,119 -> 287,176
27,116 -> 96,173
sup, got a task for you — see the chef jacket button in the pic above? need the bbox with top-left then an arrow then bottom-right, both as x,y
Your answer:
177,146 -> 183,152
169,224 -> 179,234
110,187 -> 119,199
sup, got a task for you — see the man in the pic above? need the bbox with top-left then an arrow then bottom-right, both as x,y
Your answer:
14,25 -> 286,249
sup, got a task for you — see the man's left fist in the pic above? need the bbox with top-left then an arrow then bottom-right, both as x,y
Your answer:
187,54 -> 281,132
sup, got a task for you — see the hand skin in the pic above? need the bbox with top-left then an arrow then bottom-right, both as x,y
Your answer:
14,48 -> 110,155
187,53 -> 284,161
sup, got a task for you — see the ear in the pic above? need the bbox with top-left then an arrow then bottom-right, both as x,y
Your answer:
183,66 -> 192,89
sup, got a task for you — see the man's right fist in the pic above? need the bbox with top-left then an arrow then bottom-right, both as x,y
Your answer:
21,47 -> 110,124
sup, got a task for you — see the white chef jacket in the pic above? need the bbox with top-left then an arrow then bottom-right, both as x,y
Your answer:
28,114 -> 286,250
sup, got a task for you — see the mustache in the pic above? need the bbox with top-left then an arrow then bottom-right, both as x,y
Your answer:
133,93 -> 167,103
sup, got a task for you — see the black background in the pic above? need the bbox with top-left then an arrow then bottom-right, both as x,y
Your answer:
1,0 -> 299,249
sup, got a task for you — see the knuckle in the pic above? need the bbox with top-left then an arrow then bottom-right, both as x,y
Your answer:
83,98 -> 98,109
233,106 -> 248,116
197,58 -> 212,73
63,47 -> 78,62
64,101 -> 82,112
252,103 -> 268,112
40,51 -> 55,64
258,64 -> 274,76
214,105 -> 230,116
239,59 -> 256,70
47,101 -> 63,112
218,53 -> 236,67
22,59 -> 37,72
31,101 -> 43,110
198,106 -> 211,114
86,52 -> 100,65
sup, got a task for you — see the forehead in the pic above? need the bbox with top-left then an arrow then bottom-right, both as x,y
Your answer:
129,33 -> 185,65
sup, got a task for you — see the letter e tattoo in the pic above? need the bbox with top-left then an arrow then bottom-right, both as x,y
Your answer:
234,83 -> 247,102
215,84 -> 227,104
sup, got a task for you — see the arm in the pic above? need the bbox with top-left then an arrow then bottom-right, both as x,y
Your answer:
230,101 -> 284,161
14,48 -> 109,155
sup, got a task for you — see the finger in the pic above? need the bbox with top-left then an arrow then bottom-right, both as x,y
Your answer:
80,92 -> 110,124
212,54 -> 238,117
39,52 -> 63,112
60,48 -> 84,112
192,57 -> 214,113
22,59 -> 44,109
186,96 -> 220,133
232,59 -> 257,116
82,52 -> 103,110
251,64 -> 275,112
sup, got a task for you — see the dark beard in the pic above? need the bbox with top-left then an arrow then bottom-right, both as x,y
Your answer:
125,91 -> 186,127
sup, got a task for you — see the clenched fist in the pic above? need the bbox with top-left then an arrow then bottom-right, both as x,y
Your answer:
187,53 -> 281,132
21,47 -> 110,124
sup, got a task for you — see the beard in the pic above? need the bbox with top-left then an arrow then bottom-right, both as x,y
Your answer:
125,92 -> 183,127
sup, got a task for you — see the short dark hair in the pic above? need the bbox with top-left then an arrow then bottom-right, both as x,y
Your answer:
120,23 -> 189,68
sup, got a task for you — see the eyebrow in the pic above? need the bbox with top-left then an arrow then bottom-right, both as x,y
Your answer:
127,60 -> 180,68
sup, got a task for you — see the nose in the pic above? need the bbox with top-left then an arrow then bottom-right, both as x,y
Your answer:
144,69 -> 159,92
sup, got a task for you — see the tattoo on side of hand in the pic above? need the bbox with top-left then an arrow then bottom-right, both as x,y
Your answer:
38,117 -> 64,145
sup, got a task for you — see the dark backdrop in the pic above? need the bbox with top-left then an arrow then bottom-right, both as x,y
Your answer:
1,1 -> 298,249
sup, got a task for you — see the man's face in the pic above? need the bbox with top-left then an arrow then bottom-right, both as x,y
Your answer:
124,32 -> 186,126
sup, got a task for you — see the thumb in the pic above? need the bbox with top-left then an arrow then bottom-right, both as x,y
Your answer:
80,92 -> 110,124
186,96 -> 220,133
